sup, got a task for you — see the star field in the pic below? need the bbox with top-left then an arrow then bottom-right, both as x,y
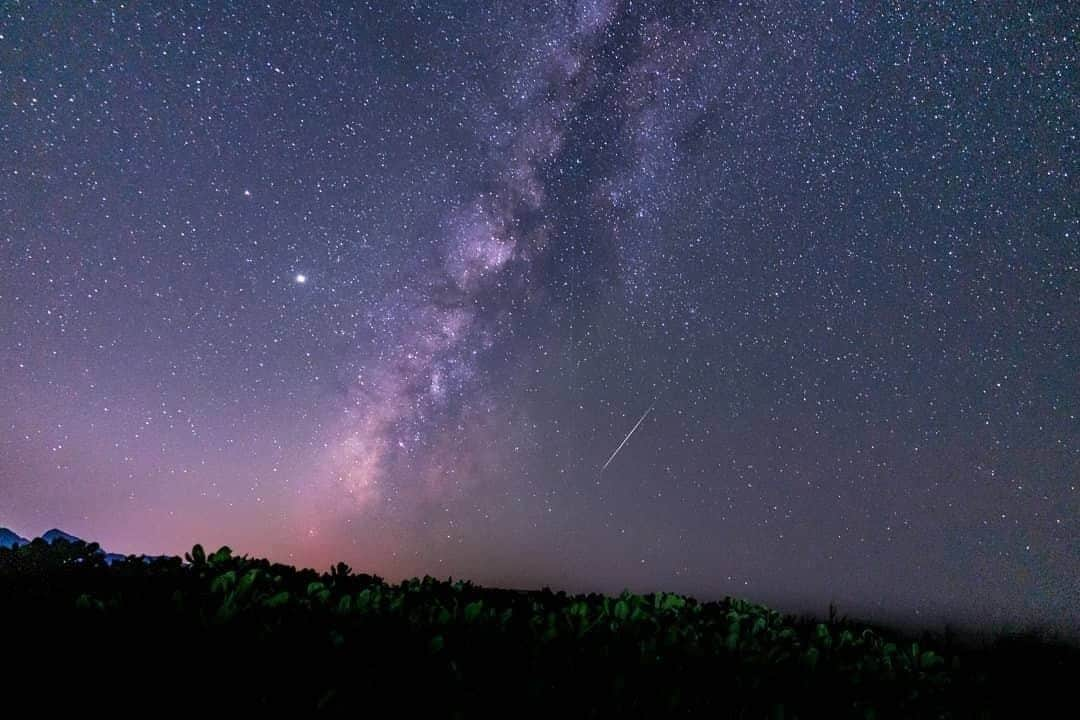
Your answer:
1,1 -> 1076,632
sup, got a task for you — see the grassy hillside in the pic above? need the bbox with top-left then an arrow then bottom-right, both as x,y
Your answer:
1,537 -> 1074,717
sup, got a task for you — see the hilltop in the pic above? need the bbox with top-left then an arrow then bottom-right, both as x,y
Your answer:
0,526 -> 152,565
0,527 -> 28,548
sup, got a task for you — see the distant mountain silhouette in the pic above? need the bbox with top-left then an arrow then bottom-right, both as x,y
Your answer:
0,528 -> 28,548
41,528 -> 83,545
1,527 -> 167,565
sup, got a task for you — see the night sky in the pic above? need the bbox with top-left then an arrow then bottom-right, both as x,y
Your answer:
2,2 -> 1076,631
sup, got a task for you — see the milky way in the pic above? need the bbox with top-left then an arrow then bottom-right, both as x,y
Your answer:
325,1 -> 619,511
1,2 -> 1076,632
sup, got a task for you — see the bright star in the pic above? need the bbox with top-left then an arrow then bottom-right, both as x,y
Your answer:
295,273 -> 307,284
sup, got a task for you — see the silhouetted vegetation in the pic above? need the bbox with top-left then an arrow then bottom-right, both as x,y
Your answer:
1,537 -> 1073,717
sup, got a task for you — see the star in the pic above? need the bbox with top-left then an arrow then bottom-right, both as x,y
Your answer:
2,0 -> 1071,634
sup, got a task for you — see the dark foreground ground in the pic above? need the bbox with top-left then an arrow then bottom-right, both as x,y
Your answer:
1,539 -> 1075,718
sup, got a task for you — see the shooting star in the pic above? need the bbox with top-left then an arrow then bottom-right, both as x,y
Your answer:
601,403 -> 655,472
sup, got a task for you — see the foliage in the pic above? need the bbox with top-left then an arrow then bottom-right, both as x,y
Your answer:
0,538 -> 1073,717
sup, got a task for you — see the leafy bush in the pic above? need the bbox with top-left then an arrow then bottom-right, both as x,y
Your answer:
0,538 -> 1073,717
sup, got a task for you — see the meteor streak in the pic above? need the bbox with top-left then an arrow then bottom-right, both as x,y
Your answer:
601,403 -> 654,472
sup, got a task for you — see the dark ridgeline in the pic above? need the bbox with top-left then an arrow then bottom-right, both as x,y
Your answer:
0,527 -> 29,548
0,527 -> 152,565
0,534 -> 1074,717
